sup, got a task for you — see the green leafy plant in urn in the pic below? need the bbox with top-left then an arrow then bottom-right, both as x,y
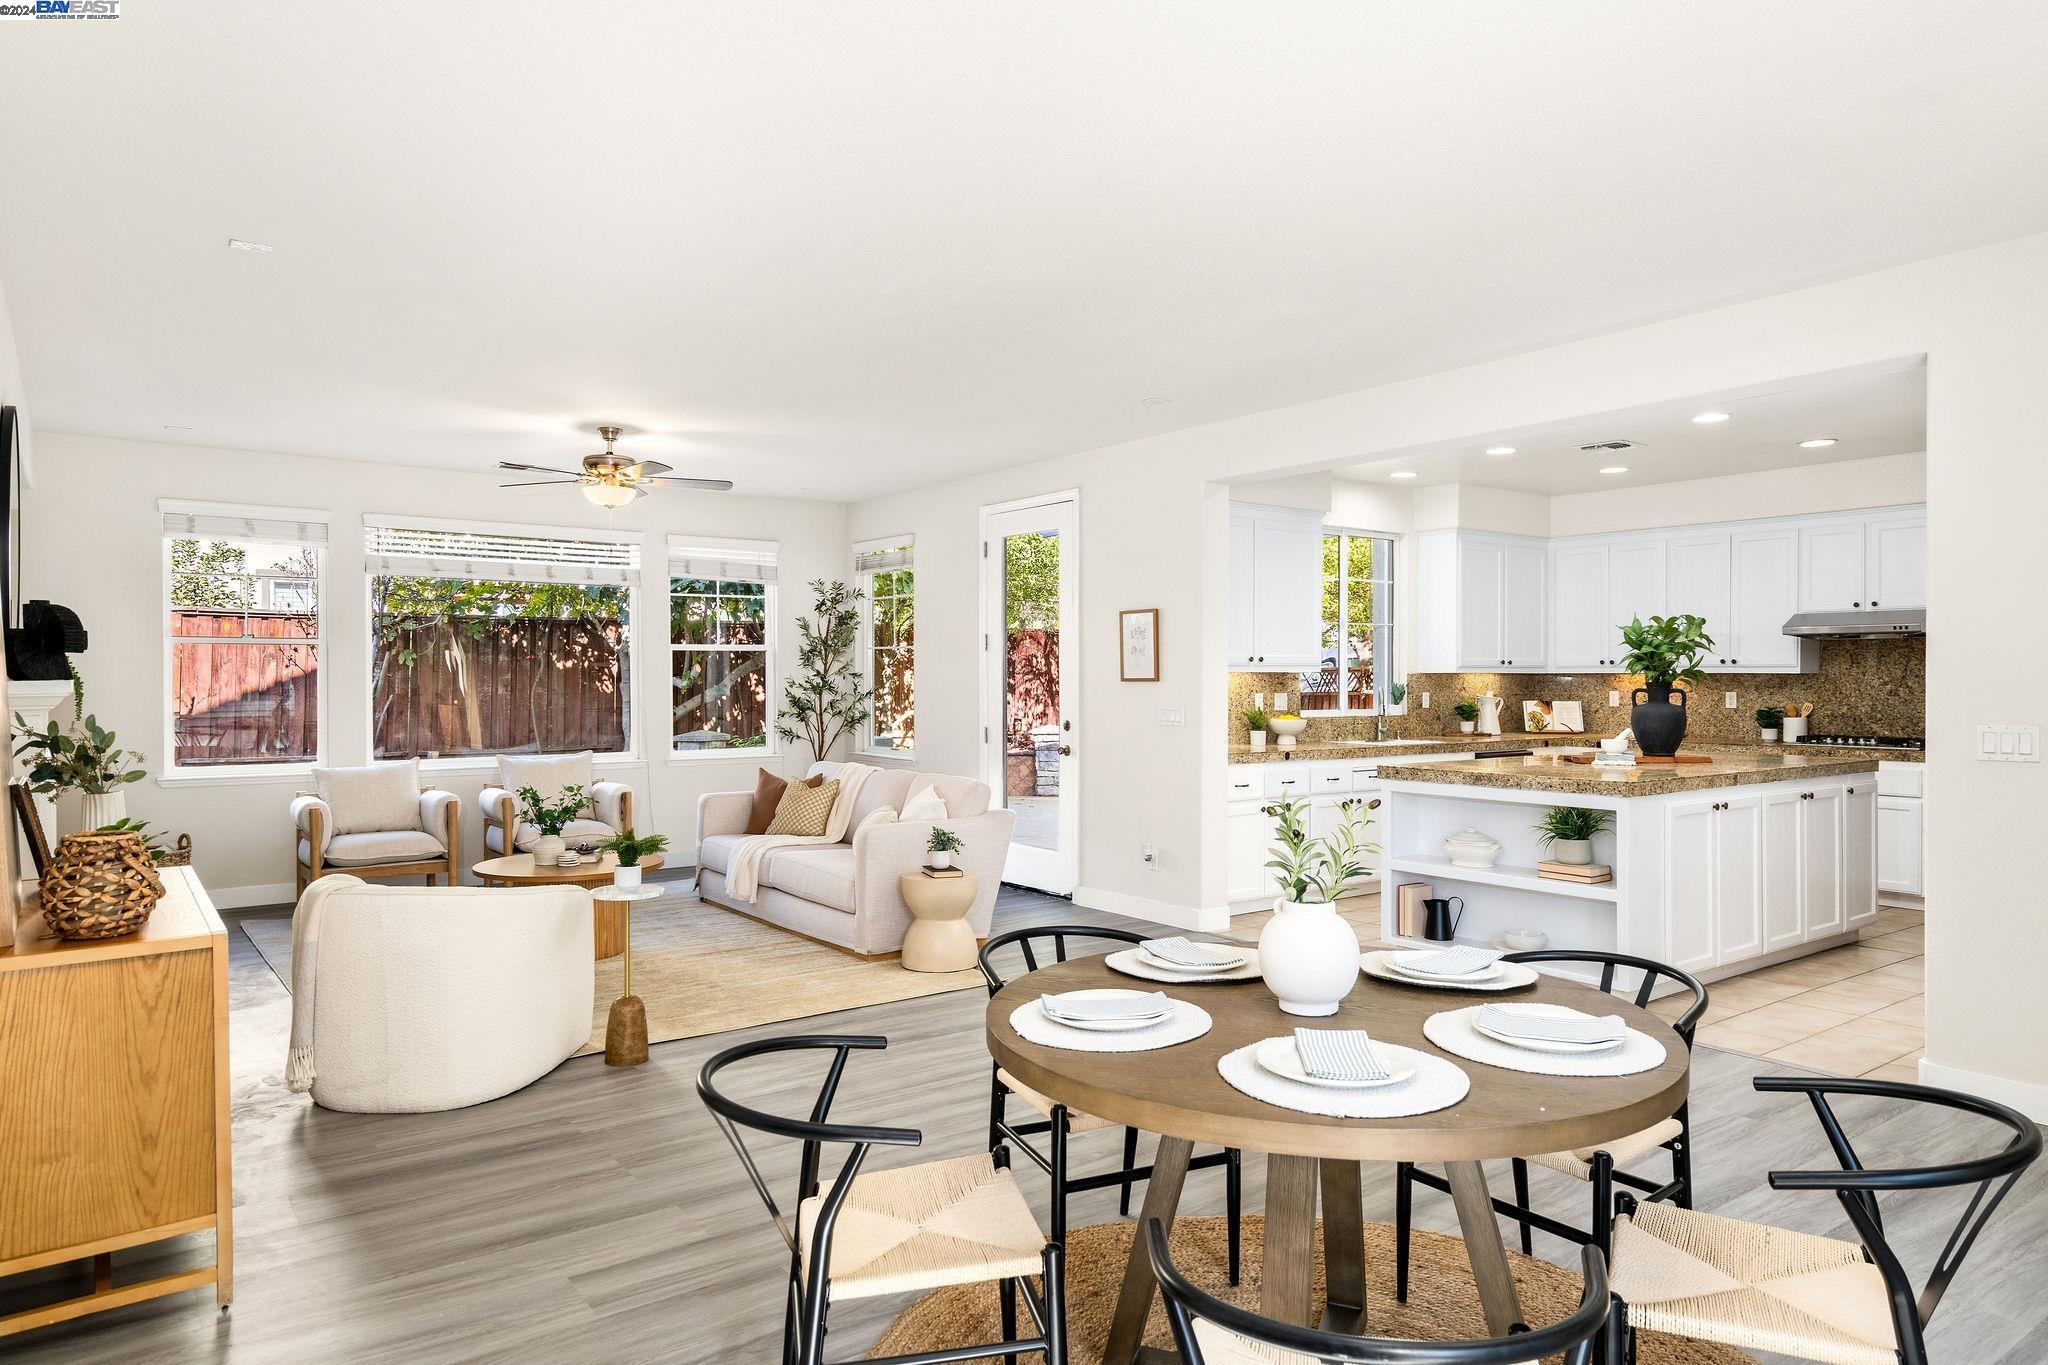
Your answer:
1618,613 -> 1713,757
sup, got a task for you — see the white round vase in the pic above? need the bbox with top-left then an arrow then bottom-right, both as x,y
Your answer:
532,834 -> 565,867
929,849 -> 953,870
79,790 -> 128,833
1258,899 -> 1361,1017
612,863 -> 643,888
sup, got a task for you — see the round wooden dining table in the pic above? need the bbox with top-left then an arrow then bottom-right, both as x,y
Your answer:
985,954 -> 1689,1365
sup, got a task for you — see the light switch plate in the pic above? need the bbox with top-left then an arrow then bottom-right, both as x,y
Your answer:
1156,705 -> 1185,727
1978,724 -> 2041,761
1724,691 -> 1738,709
1608,689 -> 1620,707
1420,691 -> 1431,709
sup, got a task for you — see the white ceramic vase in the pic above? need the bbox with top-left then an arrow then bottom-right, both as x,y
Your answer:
1460,721 -> 1476,734
929,849 -> 953,870
79,790 -> 127,833
1257,899 -> 1361,1017
612,863 -> 643,888
532,834 -> 565,866
1551,837 -> 1594,865
1249,731 -> 1267,751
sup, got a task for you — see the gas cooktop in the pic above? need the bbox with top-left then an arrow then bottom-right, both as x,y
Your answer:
1793,734 -> 1925,750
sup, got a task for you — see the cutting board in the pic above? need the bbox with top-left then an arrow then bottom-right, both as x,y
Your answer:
1560,752 -> 1712,765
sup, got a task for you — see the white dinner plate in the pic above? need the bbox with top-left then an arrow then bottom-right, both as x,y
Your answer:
1039,990 -> 1175,1032
1253,1036 -> 1418,1090
1387,955 -> 1504,984
1472,1021 -> 1623,1054
1137,947 -> 1246,974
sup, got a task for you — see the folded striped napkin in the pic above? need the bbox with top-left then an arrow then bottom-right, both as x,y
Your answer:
1040,991 -> 1171,1023
1477,1004 -> 1626,1045
1140,937 -> 1247,968
1292,1028 -> 1391,1082
1398,946 -> 1501,977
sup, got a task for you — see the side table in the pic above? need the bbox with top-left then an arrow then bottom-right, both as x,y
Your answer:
897,870 -> 980,972
592,883 -> 666,1067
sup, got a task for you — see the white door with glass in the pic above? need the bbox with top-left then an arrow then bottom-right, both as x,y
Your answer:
982,496 -> 1079,893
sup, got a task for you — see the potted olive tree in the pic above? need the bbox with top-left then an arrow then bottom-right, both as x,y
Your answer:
1617,614 -> 1713,757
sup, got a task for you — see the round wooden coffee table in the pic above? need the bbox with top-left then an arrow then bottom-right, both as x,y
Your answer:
472,853 -> 665,960
986,954 -> 1688,1361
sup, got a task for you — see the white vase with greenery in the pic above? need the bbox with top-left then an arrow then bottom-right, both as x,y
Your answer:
13,676 -> 148,836
1257,796 -> 1378,1016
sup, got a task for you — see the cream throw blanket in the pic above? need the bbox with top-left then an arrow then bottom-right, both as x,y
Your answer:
286,872 -> 359,1092
724,762 -> 876,902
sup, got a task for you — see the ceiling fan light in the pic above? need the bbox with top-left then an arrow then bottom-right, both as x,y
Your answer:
582,481 -> 636,510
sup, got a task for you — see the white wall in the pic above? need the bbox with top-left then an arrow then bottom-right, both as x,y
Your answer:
1548,450 -> 1926,536
851,231 -> 2048,1113
22,433 -> 845,905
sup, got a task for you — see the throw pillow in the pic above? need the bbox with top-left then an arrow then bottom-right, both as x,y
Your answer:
745,768 -> 788,835
315,761 -> 422,835
900,785 -> 949,821
767,778 -> 841,837
498,751 -> 595,810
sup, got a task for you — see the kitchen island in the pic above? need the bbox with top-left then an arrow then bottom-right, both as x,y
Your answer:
1375,746 -> 1885,985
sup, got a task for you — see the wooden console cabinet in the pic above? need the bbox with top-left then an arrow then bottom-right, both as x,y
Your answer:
0,865 -> 232,1336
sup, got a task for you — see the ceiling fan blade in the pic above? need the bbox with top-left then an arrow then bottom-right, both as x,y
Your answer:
497,461 -> 582,476
633,460 -> 674,477
644,476 -> 735,491
498,478 -> 586,488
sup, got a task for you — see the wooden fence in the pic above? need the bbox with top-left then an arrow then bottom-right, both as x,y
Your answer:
372,616 -> 627,757
171,612 -> 319,766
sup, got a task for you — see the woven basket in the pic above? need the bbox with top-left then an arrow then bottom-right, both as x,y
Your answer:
42,830 -> 165,940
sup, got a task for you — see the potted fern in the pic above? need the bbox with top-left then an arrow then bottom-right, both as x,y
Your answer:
1534,806 -> 1613,865
598,828 -> 669,887
1257,795 -> 1379,1016
1243,705 -> 1269,751
517,784 -> 589,866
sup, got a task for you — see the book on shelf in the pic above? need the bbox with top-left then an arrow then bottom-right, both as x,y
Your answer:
1537,860 -> 1612,883
1395,880 -> 1432,937
921,866 -> 965,879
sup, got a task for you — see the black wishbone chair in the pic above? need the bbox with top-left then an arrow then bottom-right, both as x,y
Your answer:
698,1034 -> 1067,1365
1608,1076 -> 2041,1365
1396,950 -> 1707,1303
980,926 -> 1245,1283
1147,1219 -> 1610,1364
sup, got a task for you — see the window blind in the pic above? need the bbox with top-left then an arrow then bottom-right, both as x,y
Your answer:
365,521 -> 641,586
854,541 -> 914,573
160,503 -> 330,546
668,536 -> 779,584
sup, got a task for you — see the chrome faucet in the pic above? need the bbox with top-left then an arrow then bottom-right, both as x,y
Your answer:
1375,711 -> 1389,741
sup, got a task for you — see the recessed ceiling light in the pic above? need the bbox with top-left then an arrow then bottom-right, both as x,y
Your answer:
1599,466 -> 1630,475
227,238 -> 274,253
1691,411 -> 1731,424
1140,396 -> 1172,405
1798,437 -> 1838,448
1485,445 -> 1516,456
162,424 -> 192,432
1388,470 -> 1419,480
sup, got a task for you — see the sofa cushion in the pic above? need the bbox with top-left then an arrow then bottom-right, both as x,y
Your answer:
768,779 -> 840,836
760,845 -> 857,912
316,829 -> 447,868
697,833 -> 742,876
315,762 -> 422,834
909,772 -> 989,818
498,752 -> 594,810
746,768 -> 788,835
900,785 -> 949,821
847,769 -> 912,835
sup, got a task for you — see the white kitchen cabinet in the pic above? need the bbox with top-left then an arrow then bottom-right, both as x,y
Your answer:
1729,528 -> 1816,672
1550,542 -> 1611,669
1606,539 -> 1668,666
1717,794 -> 1766,962
1800,784 -> 1846,940
1843,781 -> 1877,928
1417,530 -> 1550,672
1224,799 -> 1276,903
1667,532 -> 1732,657
1877,794 -> 1924,896
1228,504 -> 1324,670
1456,538 -> 1506,668
1662,792 -> 1763,973
1501,543 -> 1548,667
1762,789 -> 1805,952
1799,520 -> 1868,612
1865,510 -> 1927,609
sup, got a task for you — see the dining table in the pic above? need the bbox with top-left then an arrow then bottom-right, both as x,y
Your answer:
984,953 -> 1689,1365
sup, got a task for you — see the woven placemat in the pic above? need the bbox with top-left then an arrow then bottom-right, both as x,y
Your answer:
1423,1004 -> 1667,1076
1105,947 -> 1262,984
1217,1039 -> 1470,1118
1008,998 -> 1213,1053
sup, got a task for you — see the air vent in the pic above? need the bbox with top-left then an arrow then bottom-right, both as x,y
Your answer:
1578,440 -> 1641,452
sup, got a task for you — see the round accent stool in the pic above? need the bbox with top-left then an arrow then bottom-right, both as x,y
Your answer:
898,870 -> 979,972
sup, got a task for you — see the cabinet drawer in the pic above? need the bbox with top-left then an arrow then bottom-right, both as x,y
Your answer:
1225,767 -> 1262,801
1877,762 -> 1924,799
1265,767 -> 1312,798
1311,765 -> 1352,793
1345,764 -> 1378,787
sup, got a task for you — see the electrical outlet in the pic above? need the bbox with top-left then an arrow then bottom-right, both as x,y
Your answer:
1155,705 -> 1185,727
1977,724 -> 2041,761
1419,691 -> 1431,710
1141,844 -> 1158,868
1607,689 -> 1620,707
1724,691 -> 1738,709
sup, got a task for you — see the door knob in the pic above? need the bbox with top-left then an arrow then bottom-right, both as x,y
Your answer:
1058,744 -> 1072,756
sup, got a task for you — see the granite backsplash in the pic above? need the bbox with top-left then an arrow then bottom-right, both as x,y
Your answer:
1228,637 -> 1923,746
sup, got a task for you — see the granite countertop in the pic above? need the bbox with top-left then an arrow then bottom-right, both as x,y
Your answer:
1374,745 -> 1899,796
1226,734 -> 1621,764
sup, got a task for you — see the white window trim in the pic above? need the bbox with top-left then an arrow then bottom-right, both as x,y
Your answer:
362,519 -> 643,764
667,549 -> 781,763
160,503 -> 330,778
853,534 -> 916,761
1303,527 -> 1399,717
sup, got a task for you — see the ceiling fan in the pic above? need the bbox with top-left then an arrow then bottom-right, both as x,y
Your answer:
498,426 -> 735,508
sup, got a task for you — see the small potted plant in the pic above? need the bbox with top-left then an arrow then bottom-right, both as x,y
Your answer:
1386,681 -> 1407,715
926,825 -> 965,871
1243,705 -> 1269,751
598,827 -> 669,887
1453,699 -> 1481,734
14,706 -> 147,833
517,784 -> 590,866
1755,706 -> 1785,744
1534,806 -> 1614,865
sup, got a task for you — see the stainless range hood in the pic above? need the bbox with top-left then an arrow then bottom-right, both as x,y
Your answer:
1782,608 -> 1925,640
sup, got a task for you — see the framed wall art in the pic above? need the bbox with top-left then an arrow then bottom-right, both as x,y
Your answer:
1119,608 -> 1159,681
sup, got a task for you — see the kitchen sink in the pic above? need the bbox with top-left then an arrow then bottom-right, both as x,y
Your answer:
1333,739 -> 1454,747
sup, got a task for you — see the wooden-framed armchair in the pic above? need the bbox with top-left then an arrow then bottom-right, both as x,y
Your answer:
292,785 -> 461,894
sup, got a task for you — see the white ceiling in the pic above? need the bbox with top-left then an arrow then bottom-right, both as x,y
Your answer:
1332,365 -> 1927,495
1,6 -> 2043,502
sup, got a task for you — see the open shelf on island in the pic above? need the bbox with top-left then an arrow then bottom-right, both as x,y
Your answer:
1384,854 -> 1620,902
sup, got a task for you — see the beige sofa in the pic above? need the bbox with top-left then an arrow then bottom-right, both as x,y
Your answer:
695,761 -> 1015,957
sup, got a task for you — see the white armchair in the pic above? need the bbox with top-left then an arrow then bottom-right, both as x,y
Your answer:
292,781 -> 460,894
480,752 -> 636,856
285,875 -> 594,1112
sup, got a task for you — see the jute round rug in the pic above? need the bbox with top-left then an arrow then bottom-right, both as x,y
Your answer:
870,1216 -> 1751,1363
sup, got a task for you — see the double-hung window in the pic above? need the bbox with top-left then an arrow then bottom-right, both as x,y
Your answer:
1299,530 -> 1396,714
161,501 -> 328,771
365,517 -> 638,760
668,537 -> 777,753
855,537 -> 914,755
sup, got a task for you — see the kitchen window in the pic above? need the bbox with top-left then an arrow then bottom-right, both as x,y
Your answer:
162,502 -> 329,771
669,537 -> 777,755
855,537 -> 914,756
1299,529 -> 1395,714
365,518 -> 637,761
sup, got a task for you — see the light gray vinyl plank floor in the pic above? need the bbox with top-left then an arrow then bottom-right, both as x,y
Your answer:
3,885 -> 2044,1363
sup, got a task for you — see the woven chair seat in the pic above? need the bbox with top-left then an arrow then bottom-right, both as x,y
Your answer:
1613,1201 -> 1898,1365
796,1153 -> 1046,1300
1527,1116 -> 1686,1181
1191,1320 -> 1539,1365
998,1068 -> 1116,1134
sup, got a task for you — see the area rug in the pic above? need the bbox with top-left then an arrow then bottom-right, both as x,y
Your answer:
868,1216 -> 1750,1363
238,891 -> 984,1055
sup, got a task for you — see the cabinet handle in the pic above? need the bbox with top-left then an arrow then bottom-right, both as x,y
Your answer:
1871,600 -> 1879,608
1853,601 -> 1862,608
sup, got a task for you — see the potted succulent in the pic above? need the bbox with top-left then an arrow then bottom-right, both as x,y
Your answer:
517,784 -> 590,866
598,827 -> 669,887
1386,680 -> 1407,716
926,825 -> 965,871
1534,806 -> 1614,866
13,688 -> 147,833
1755,706 -> 1785,744
1453,698 -> 1481,734
1618,614 -> 1714,757
1258,795 -> 1378,1016
1243,705 -> 1269,751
